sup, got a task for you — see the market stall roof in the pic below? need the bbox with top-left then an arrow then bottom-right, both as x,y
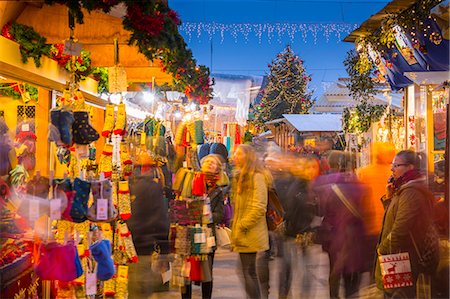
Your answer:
0,1 -> 172,85
343,0 -> 416,42
282,113 -> 343,132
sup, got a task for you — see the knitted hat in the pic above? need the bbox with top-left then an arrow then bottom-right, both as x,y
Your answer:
198,143 -> 211,161
209,143 -> 228,163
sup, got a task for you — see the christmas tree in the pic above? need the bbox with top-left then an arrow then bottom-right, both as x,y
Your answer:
252,45 -> 314,128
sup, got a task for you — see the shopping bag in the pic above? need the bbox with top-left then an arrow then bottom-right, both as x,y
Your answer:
379,252 -> 413,289
216,227 -> 231,247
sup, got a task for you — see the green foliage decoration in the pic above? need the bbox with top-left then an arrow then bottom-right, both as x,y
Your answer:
344,49 -> 376,102
0,83 -> 39,101
342,102 -> 387,134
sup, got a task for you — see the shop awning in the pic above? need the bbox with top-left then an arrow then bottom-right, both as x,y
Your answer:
0,2 -> 173,85
282,113 -> 343,132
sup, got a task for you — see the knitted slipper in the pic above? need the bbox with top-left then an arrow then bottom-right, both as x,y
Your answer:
59,109 -> 75,146
70,178 -> 91,223
72,111 -> 100,145
90,239 -> 115,281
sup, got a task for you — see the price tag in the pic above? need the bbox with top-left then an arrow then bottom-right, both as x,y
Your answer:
63,40 -> 83,56
207,236 -> 216,248
119,223 -> 129,235
22,123 -> 30,132
161,267 -> 172,284
85,272 -> 97,295
117,265 -> 128,282
96,198 -> 108,220
182,161 -> 187,168
29,199 -> 40,222
203,203 -> 211,216
194,233 -> 206,244
50,199 -> 61,220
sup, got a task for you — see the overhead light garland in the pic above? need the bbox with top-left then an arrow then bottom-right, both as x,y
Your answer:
179,22 -> 359,44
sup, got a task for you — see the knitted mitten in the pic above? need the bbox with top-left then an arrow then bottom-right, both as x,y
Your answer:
70,178 -> 91,223
90,239 -> 115,281
87,179 -> 118,222
113,103 -> 126,136
72,111 -> 100,145
102,104 -> 115,137
98,144 -> 113,178
118,181 -> 131,220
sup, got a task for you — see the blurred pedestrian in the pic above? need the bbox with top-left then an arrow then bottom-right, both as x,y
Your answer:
311,151 -> 369,299
277,155 -> 319,299
375,150 -> 439,298
181,154 -> 226,299
231,144 -> 271,299
356,142 -> 396,271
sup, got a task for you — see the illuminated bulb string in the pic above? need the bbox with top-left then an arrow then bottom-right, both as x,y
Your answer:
179,22 -> 359,44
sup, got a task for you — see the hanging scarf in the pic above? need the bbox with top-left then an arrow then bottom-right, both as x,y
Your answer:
392,169 -> 423,193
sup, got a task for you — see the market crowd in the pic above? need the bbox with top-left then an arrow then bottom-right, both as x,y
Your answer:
128,139 -> 448,299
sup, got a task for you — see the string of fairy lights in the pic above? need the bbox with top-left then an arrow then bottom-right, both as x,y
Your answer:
179,22 -> 359,44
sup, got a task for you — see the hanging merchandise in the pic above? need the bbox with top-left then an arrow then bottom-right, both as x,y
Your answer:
34,240 -> 83,282
72,111 -> 100,145
102,103 -> 115,137
87,179 -> 118,222
120,142 -> 132,177
89,239 -> 115,281
69,178 -> 91,223
0,120 -> 13,176
113,102 -> 127,136
15,120 -> 37,171
99,143 -> 113,178
117,181 -> 131,220
49,107 -> 75,146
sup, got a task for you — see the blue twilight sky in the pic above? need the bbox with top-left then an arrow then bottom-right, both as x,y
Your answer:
169,0 -> 390,97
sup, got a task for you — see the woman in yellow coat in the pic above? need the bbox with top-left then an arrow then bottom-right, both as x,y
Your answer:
231,144 -> 270,299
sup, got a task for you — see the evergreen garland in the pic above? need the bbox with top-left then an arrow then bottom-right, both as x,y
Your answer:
8,23 -> 51,67
343,49 -> 376,102
252,45 -> 314,129
44,0 -> 213,103
0,83 -> 39,101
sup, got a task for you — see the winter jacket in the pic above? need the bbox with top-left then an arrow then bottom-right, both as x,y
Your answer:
375,177 -> 436,290
128,172 -> 170,255
310,172 -> 369,273
231,173 -> 269,253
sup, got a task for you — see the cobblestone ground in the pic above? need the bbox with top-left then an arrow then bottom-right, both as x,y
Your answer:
149,244 -> 376,299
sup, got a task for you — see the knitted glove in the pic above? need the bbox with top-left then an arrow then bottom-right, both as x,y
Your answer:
98,144 -> 113,178
113,103 -> 126,136
102,104 -> 115,137
118,181 -> 131,220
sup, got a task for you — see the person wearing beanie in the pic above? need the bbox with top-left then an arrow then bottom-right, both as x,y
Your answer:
209,143 -> 228,163
181,154 -> 225,299
198,143 -> 211,162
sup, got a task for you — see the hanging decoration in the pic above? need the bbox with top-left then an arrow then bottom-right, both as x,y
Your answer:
44,0 -> 213,103
342,102 -> 387,135
343,49 -> 377,102
180,22 -> 359,44
0,83 -> 39,102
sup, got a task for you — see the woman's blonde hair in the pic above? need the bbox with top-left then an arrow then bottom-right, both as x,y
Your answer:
233,144 -> 272,194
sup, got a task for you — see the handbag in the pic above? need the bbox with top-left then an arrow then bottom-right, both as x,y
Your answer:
378,252 -> 414,289
266,187 -> 285,231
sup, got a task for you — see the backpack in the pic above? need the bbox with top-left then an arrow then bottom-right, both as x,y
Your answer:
266,187 -> 285,231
